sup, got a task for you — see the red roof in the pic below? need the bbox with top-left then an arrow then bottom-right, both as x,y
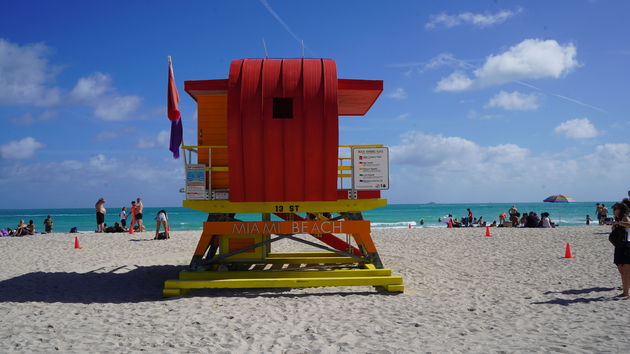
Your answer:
184,62 -> 382,116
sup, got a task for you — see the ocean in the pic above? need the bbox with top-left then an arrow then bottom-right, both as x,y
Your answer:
0,202 -> 614,233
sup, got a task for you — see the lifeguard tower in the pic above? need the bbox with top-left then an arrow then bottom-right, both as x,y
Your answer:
163,58 -> 404,297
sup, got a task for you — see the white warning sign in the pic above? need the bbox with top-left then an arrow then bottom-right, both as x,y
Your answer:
351,147 -> 389,190
186,164 -> 208,200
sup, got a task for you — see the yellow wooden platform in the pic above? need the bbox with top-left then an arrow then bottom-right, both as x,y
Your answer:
182,199 -> 387,213
163,253 -> 404,297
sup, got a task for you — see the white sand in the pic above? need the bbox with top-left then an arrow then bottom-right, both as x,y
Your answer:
1,226 -> 629,352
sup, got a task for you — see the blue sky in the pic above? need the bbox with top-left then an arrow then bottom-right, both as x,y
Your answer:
1,0 -> 629,208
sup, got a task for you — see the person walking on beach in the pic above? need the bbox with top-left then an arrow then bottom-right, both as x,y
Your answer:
119,207 -> 128,230
135,197 -> 146,232
43,215 -> 53,233
154,210 -> 170,240
95,198 -> 106,233
467,209 -> 473,227
596,203 -> 603,225
611,203 -> 630,299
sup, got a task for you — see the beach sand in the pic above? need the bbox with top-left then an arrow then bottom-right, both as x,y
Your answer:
1,226 -> 629,352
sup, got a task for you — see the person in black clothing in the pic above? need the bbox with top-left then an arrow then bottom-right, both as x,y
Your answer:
612,203 -> 630,298
525,212 -> 539,228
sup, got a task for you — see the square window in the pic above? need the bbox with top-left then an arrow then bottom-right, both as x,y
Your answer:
273,97 -> 293,119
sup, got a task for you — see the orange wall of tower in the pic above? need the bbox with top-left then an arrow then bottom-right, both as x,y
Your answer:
197,94 -> 229,189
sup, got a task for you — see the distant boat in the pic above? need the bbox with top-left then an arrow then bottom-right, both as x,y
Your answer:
425,202 -> 438,205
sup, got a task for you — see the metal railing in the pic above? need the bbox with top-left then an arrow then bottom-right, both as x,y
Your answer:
181,144 -> 384,199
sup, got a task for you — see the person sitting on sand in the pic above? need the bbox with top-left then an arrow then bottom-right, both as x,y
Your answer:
611,203 -> 630,299
105,222 -> 125,232
44,215 -> 53,233
525,212 -> 539,228
154,210 -> 170,240
539,212 -> 553,228
519,213 -> 527,227
14,220 -> 28,236
508,206 -> 519,225
499,212 -> 507,226
26,220 -> 35,235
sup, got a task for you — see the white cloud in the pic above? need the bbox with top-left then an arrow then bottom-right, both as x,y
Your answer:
70,72 -> 111,101
70,72 -> 142,121
435,39 -> 579,92
93,96 -> 142,121
0,137 -> 45,159
1,154 -> 181,186
137,130 -> 170,149
387,88 -> 408,100
485,91 -> 539,111
554,118 -> 599,139
425,9 -> 521,29
0,38 -> 61,106
395,113 -> 410,120
388,130 -> 629,203
435,71 -> 473,92
391,131 -> 529,170
10,110 -> 56,126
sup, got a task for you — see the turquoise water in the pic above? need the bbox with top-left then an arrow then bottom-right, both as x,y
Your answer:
0,202 -> 614,233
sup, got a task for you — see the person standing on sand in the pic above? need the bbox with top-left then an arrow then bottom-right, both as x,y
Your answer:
43,215 -> 53,233
130,201 -> 137,231
95,198 -> 106,232
467,208 -> 473,227
602,204 -> 609,223
136,197 -> 146,232
119,207 -> 128,230
596,203 -> 603,225
611,203 -> 630,299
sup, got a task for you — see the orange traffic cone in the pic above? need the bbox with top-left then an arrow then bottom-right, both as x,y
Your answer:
447,220 -> 453,229
485,226 -> 492,237
563,243 -> 574,258
129,219 -> 134,235
74,236 -> 81,249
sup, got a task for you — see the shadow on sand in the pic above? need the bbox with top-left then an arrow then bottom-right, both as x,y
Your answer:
0,265 -> 182,304
533,287 -> 620,306
0,265 -> 384,304
543,287 -> 616,295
